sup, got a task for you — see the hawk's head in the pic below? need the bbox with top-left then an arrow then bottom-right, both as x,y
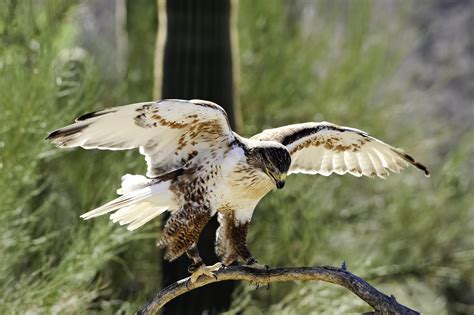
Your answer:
251,143 -> 291,189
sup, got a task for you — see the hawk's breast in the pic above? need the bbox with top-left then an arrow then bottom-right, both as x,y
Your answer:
215,148 -> 273,214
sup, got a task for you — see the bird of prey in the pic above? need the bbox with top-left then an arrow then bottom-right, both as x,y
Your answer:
47,99 -> 429,282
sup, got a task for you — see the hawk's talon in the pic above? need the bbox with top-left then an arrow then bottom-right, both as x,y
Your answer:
246,257 -> 257,265
185,279 -> 192,290
244,258 -> 269,270
187,261 -> 203,273
189,262 -> 223,283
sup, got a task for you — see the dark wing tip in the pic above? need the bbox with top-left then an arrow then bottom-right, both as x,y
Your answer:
391,148 -> 430,177
76,109 -> 116,122
412,160 -> 430,177
47,108 -> 113,140
45,123 -> 89,142
45,130 -> 60,140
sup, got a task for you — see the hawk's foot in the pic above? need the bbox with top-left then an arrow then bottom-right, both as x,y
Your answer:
189,262 -> 223,283
243,257 -> 269,270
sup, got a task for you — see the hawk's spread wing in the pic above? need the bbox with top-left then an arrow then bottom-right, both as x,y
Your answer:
47,99 -> 234,177
252,122 -> 429,178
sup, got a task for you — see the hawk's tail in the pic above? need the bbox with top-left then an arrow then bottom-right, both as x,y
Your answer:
80,174 -> 177,230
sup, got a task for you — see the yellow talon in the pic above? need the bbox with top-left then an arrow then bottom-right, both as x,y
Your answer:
190,262 -> 223,283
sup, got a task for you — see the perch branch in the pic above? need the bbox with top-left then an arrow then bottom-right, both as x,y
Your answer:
136,265 -> 420,315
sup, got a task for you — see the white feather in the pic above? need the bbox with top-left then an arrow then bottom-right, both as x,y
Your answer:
319,150 -> 333,176
80,178 -> 177,230
332,153 -> 347,175
117,174 -> 152,195
366,148 -> 387,178
344,151 -> 362,177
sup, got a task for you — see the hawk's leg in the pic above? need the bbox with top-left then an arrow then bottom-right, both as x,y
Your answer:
186,243 -> 222,283
186,243 -> 203,272
159,207 -> 223,282
232,221 -> 269,270
158,204 -> 211,261
216,212 -> 268,270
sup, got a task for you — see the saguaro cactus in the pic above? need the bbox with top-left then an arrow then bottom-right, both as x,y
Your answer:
154,0 -> 240,313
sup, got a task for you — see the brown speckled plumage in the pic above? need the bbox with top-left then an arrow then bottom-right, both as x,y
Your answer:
159,205 -> 211,261
155,168 -> 213,261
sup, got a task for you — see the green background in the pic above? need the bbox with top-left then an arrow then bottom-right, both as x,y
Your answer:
0,0 -> 472,314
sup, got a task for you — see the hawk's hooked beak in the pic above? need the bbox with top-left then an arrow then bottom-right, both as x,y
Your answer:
270,173 -> 286,189
276,179 -> 285,189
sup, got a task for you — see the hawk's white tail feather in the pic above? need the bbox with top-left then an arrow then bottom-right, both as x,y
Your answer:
127,206 -> 168,230
80,175 -> 176,230
110,203 -> 168,230
117,174 -> 153,195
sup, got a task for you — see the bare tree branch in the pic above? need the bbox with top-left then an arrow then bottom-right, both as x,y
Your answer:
135,265 -> 420,315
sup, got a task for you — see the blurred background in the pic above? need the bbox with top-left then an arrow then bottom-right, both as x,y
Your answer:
0,0 -> 472,314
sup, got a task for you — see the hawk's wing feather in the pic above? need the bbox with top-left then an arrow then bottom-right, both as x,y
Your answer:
252,122 -> 429,178
47,99 -> 234,177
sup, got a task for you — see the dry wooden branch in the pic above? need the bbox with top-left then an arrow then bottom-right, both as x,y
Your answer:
136,265 -> 420,315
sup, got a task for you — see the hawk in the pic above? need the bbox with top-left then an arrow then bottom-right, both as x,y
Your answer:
47,99 -> 429,282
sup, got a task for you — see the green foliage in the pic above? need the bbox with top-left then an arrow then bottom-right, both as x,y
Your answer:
125,0 -> 158,102
234,0 -> 473,314
0,0 -> 471,314
0,1 -> 157,313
